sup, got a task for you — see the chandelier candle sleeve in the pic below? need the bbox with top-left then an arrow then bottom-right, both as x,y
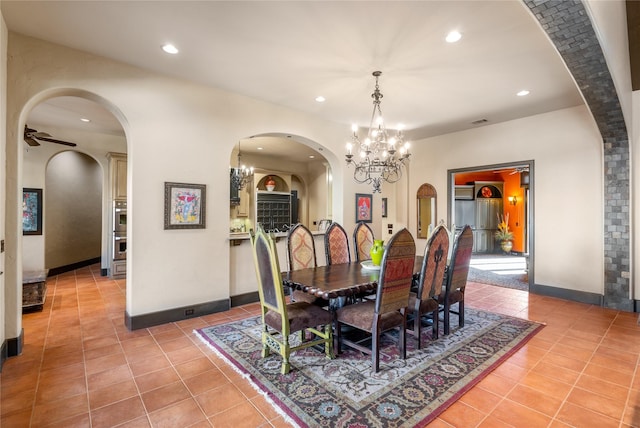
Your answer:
345,71 -> 410,193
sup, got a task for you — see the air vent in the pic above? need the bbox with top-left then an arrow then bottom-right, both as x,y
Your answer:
471,119 -> 488,125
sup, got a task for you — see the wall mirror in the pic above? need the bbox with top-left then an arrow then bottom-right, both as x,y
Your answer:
417,183 -> 437,239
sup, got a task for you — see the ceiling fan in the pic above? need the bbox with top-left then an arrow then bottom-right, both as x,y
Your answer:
24,125 -> 77,147
493,166 -> 529,175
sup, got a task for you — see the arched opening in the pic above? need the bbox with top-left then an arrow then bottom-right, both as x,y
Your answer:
16,92 -> 128,319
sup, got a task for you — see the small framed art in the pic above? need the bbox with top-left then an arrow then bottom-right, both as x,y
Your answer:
355,193 -> 372,223
23,188 -> 43,235
164,182 -> 206,229
382,197 -> 388,218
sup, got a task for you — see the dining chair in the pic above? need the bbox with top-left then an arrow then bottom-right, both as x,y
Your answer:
335,228 -> 416,373
286,223 -> 326,305
353,221 -> 375,262
325,222 -> 351,265
406,225 -> 449,348
250,226 -> 334,374
439,224 -> 473,335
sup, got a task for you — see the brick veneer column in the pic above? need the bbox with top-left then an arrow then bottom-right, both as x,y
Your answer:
523,0 -> 632,310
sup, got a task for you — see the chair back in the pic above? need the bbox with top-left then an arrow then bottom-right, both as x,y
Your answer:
287,223 -> 317,270
251,226 -> 287,323
416,225 -> 450,301
325,222 -> 351,265
376,228 -> 416,314
445,225 -> 473,294
353,221 -> 375,262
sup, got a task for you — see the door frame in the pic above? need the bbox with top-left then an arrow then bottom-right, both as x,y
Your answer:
447,160 -> 534,289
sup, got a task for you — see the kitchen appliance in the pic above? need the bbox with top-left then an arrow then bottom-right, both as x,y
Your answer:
113,200 -> 127,261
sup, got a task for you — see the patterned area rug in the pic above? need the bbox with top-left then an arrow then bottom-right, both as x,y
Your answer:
194,308 -> 543,428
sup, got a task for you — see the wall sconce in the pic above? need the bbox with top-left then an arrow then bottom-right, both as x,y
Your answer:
508,196 -> 518,206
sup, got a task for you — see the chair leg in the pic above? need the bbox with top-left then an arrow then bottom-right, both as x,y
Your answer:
324,324 -> 334,359
459,300 -> 465,328
432,308 -> 439,340
414,314 -> 422,350
372,330 -> 380,373
281,338 -> 291,375
336,321 -> 342,355
444,304 -> 450,336
400,316 -> 407,360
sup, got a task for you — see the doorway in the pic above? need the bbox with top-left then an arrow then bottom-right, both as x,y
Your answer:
448,161 -> 533,290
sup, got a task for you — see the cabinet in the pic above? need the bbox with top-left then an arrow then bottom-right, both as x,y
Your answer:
256,191 -> 290,232
107,152 -> 127,200
236,186 -> 250,217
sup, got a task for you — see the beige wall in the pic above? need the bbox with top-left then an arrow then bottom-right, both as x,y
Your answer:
45,151 -> 102,269
410,106 -> 604,295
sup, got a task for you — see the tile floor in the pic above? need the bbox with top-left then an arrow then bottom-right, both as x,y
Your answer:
1,264 -> 639,427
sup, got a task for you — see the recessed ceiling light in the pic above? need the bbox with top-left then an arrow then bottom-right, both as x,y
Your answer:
446,31 -> 462,43
517,90 -> 530,97
80,118 -> 90,123
257,147 -> 263,150
309,155 -> 315,159
162,44 -> 179,54
315,96 -> 326,103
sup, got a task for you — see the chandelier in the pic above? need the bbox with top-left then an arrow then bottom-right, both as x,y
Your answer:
345,71 -> 410,193
230,141 -> 254,191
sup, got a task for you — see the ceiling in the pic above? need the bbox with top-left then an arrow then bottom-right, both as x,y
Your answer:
2,0 -> 585,160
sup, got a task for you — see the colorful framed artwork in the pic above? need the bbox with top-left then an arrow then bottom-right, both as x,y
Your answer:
164,182 -> 206,229
381,197 -> 388,218
355,193 -> 373,223
23,188 -> 43,235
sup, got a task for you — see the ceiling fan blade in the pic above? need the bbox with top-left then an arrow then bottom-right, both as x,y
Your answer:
25,125 -> 38,134
35,136 -> 77,147
24,136 -> 40,146
32,131 -> 52,138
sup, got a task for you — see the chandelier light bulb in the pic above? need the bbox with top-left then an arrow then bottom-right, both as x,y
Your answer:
351,124 -> 358,133
346,143 -> 353,155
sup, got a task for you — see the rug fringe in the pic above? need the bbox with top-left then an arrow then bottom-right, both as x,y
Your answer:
193,329 -> 304,428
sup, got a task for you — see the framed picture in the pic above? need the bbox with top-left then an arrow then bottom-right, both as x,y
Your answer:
23,188 -> 43,235
381,197 -> 388,218
355,193 -> 373,223
164,182 -> 206,229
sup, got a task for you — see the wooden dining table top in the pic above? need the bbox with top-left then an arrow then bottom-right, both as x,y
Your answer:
282,257 -> 423,300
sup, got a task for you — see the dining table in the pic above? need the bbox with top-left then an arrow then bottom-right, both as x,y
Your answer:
282,257 -> 424,303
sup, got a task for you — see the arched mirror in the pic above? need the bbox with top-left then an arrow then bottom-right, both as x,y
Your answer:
417,183 -> 437,239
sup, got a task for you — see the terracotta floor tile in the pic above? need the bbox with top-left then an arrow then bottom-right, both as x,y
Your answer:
556,401 -> 620,428
195,384 -> 247,416
89,378 -> 139,410
566,387 -> 625,420
476,372 -> 518,397
439,400 -> 487,427
575,374 -> 630,402
182,368 -> 230,396
134,367 -> 181,393
90,396 -> 147,428
207,401 -> 268,428
30,393 -> 89,426
41,412 -> 91,428
86,364 -> 133,391
140,381 -> 192,413
128,354 -> 171,377
518,372 -> 573,400
84,352 -> 127,375
174,356 -> 217,379
459,387 -> 502,414
147,398 -> 207,428
490,399 -> 551,427
35,374 -> 87,403
507,384 -> 564,417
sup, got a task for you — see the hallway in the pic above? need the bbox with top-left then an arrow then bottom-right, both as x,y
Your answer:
1,265 -> 639,427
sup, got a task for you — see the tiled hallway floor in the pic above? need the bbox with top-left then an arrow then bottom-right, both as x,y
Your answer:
1,264 -> 639,427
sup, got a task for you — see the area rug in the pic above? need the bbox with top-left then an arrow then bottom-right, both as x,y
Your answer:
194,308 -> 543,428
468,266 -> 529,291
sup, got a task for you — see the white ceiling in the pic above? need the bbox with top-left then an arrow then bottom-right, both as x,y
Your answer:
2,0 -> 584,161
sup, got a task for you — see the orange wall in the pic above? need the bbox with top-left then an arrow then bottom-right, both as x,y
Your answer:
455,172 -> 526,253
